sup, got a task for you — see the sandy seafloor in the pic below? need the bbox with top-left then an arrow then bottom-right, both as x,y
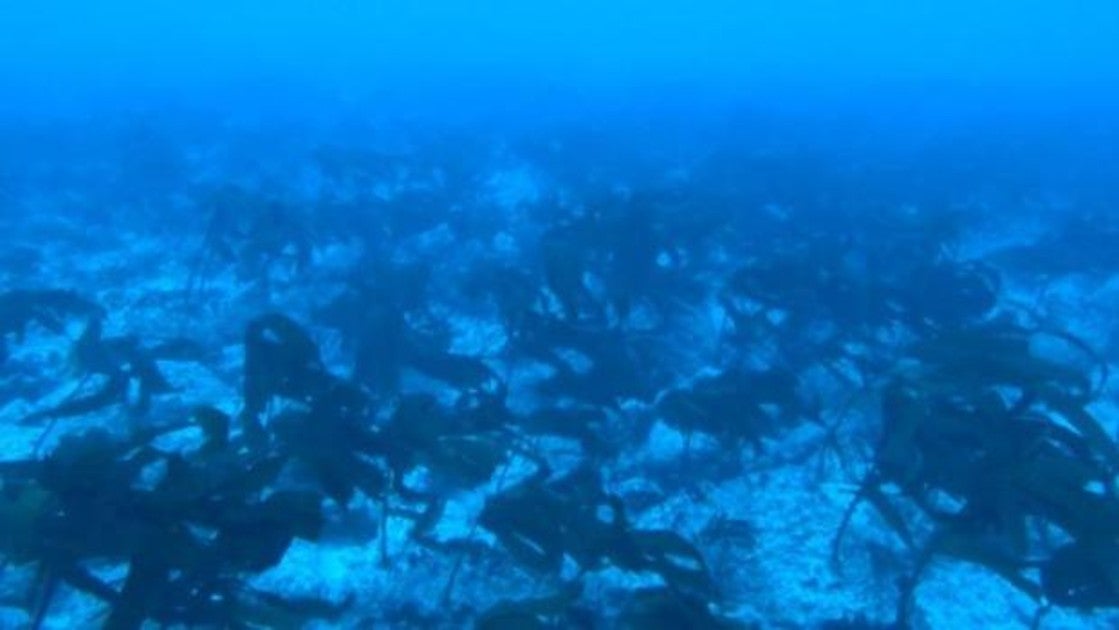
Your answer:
1,113 -> 1118,630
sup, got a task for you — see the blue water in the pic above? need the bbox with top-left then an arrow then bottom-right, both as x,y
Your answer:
3,1 -> 1118,114
2,2 -> 1119,629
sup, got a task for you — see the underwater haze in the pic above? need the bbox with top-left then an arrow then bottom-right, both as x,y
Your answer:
3,2 -> 1119,630
3,0 -> 1119,116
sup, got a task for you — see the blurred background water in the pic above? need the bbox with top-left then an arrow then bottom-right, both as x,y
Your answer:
2,0 -> 1118,120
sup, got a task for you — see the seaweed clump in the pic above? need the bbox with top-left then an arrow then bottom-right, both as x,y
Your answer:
833,318 -> 1119,626
0,290 -> 103,364
0,423 -> 338,629
0,312 -> 363,628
